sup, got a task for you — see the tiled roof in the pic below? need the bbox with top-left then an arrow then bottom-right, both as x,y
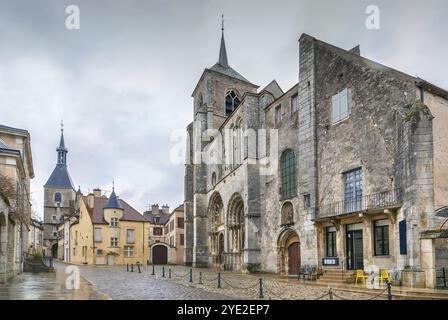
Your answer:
83,196 -> 147,224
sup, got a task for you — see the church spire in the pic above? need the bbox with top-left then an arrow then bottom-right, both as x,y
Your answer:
218,14 -> 229,68
57,120 -> 68,165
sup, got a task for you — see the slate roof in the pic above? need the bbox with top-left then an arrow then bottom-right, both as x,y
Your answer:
83,196 -> 147,224
44,164 -> 75,189
143,210 -> 170,225
209,63 -> 253,85
0,138 -> 20,156
0,124 -> 29,136
104,189 -> 123,209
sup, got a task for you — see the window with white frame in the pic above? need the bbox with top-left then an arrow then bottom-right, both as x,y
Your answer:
124,246 -> 134,257
94,228 -> 102,242
110,237 -> 118,247
110,217 -> 118,227
331,88 -> 349,123
126,229 -> 135,244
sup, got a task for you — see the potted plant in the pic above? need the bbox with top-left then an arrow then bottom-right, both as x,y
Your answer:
390,268 -> 401,286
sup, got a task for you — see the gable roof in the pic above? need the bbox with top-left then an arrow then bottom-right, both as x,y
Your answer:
82,195 -> 147,224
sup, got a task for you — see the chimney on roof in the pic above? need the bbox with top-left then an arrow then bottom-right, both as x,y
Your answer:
162,204 -> 170,214
151,204 -> 159,213
87,193 -> 95,209
349,45 -> 360,56
93,188 -> 101,197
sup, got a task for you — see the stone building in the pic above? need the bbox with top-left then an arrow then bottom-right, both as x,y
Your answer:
164,204 -> 185,265
144,204 -> 171,264
0,124 -> 34,283
68,187 -> 148,266
43,126 -> 76,258
28,218 -> 44,254
184,30 -> 448,288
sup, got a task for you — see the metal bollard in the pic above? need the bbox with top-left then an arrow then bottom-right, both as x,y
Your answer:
328,287 -> 333,300
162,266 -> 165,278
217,272 -> 221,289
137,263 -> 141,273
258,278 -> 264,299
443,268 -> 446,288
152,264 -> 155,275
147,259 -> 150,266
189,268 -> 193,283
198,272 -> 203,284
131,264 -> 134,272
386,280 -> 392,300
169,268 -> 172,279
126,263 -> 129,272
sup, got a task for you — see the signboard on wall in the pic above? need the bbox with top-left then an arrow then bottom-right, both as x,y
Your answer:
322,257 -> 339,266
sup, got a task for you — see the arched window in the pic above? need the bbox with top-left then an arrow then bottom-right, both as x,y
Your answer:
281,202 -> 294,226
54,192 -> 62,203
211,172 -> 217,186
280,149 -> 297,199
225,90 -> 240,116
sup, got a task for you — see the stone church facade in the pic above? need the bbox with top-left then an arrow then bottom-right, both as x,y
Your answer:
184,30 -> 448,288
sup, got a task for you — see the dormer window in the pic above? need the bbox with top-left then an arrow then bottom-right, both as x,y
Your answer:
225,90 -> 240,116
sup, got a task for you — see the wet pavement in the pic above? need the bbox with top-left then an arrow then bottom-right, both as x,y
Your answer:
0,263 -> 108,300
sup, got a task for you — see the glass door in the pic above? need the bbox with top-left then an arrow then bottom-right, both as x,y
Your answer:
346,226 -> 364,270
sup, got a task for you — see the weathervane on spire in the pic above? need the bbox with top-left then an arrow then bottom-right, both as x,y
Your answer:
61,120 -> 64,133
112,178 -> 115,191
221,14 -> 225,33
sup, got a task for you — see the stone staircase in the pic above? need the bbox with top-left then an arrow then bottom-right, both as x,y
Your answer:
23,253 -> 54,273
317,269 -> 353,286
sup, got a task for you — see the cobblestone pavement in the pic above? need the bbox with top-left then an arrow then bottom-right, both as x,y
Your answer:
76,263 -> 389,300
0,264 -> 107,300
75,263 -> 238,300
157,265 -> 389,300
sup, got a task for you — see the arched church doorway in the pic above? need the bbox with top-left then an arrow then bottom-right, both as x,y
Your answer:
277,229 -> 300,275
208,192 -> 224,268
226,193 -> 245,270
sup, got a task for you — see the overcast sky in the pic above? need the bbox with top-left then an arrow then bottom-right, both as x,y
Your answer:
1,0 -> 447,219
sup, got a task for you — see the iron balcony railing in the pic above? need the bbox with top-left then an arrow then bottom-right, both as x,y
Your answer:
313,189 -> 402,219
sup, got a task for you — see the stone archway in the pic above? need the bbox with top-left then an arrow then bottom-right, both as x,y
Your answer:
226,193 -> 245,270
277,228 -> 301,275
207,192 -> 224,268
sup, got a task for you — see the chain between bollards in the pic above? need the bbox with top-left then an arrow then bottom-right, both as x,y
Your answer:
189,268 -> 193,282
217,272 -> 221,288
162,265 -> 165,278
151,264 -> 155,275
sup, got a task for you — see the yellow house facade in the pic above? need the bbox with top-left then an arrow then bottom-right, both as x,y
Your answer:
69,188 -> 149,266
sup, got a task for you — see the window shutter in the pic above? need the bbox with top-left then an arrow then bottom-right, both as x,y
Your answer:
340,89 -> 348,118
331,94 -> 339,122
399,220 -> 407,255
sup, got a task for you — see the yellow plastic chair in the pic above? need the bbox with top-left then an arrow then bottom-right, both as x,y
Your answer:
355,270 -> 368,286
379,269 -> 391,287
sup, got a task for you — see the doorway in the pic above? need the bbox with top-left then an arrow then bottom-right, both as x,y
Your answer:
152,245 -> 168,265
288,242 -> 300,275
346,224 -> 364,270
218,233 -> 224,264
107,254 -> 114,266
